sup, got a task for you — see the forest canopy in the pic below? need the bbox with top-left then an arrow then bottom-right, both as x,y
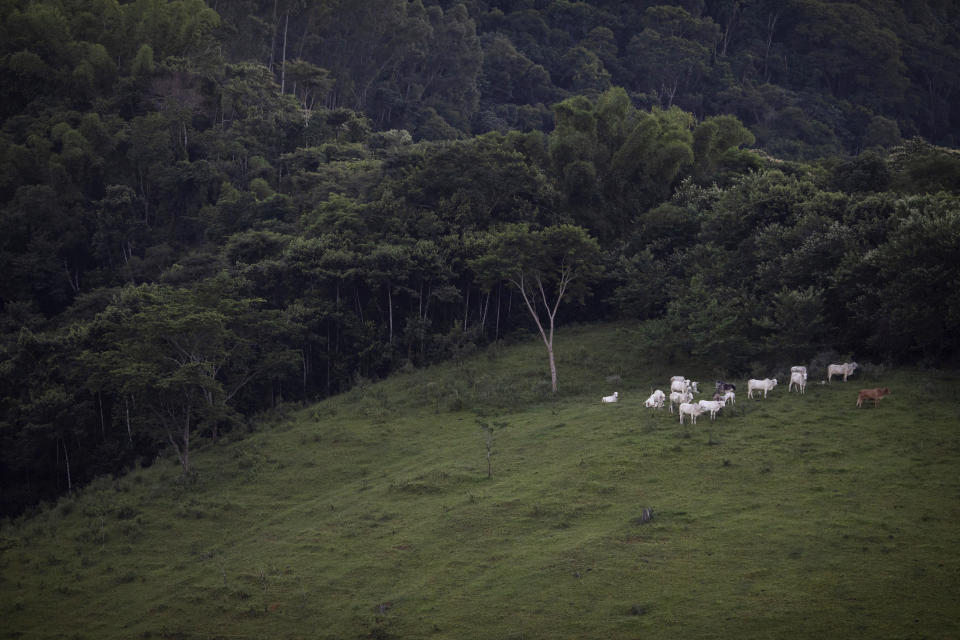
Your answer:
1,0 -> 959,517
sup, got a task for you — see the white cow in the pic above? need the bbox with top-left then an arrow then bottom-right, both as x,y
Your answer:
678,402 -> 704,424
827,362 -> 858,382
602,392 -> 619,403
697,398 -> 726,420
788,371 -> 807,394
669,390 -> 693,413
670,378 -> 691,394
747,378 -> 778,399
721,390 -> 735,405
644,389 -> 666,409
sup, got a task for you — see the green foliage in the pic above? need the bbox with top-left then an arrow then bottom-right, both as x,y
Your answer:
548,90 -> 709,236
131,43 -> 154,77
625,5 -> 717,109
856,194 -> 960,362
887,138 -> 960,194
665,272 -> 761,368
691,114 -> 756,182
2,0 -> 960,519
471,223 -> 604,307
396,132 -> 557,231
609,249 -> 670,320
757,286 -> 830,363
78,275 -> 296,474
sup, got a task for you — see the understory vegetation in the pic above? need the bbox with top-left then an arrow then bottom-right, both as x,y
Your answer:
2,323 -> 959,639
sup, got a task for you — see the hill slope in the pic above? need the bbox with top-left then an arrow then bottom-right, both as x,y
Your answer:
2,323 -> 959,639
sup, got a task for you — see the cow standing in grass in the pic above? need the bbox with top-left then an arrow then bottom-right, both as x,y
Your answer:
828,362 -> 859,382
678,402 -> 704,424
856,387 -> 890,408
789,371 -> 807,394
747,378 -> 778,399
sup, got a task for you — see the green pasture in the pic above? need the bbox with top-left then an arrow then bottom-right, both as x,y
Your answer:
2,323 -> 959,639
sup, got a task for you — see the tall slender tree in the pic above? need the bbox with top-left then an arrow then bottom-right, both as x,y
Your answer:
471,224 -> 602,393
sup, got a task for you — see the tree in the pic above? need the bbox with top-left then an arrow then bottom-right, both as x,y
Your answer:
624,5 -> 719,109
665,271 -> 761,370
787,0 -> 907,112
285,59 -> 334,122
397,133 -> 557,232
479,33 -> 554,106
82,276 -> 296,474
691,113 -> 756,182
855,194 -> 960,362
607,106 -> 696,209
471,224 -> 603,393
548,91 -> 699,237
756,286 -> 829,363
887,137 -> 960,194
557,45 -> 611,97
303,0 -> 431,114
476,418 -> 507,479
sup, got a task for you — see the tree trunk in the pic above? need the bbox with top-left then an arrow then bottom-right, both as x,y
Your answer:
124,395 -> 133,445
546,339 -> 558,393
268,0 -> 278,71
387,282 -> 393,344
542,300 -> 558,393
64,260 -> 80,294
763,10 -> 781,83
98,392 -> 105,437
62,438 -> 72,493
480,290 -> 490,332
280,10 -> 290,93
514,273 -> 560,393
718,1 -> 740,58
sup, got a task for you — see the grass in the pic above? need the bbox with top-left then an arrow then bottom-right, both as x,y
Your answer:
1,321 -> 959,639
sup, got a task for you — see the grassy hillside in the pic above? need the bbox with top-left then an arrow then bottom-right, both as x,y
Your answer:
2,322 -> 959,639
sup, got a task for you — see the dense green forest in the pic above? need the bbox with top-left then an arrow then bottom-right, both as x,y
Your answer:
1,0 -> 959,518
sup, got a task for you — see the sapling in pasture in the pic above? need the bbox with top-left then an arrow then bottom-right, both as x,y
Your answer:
477,419 -> 508,479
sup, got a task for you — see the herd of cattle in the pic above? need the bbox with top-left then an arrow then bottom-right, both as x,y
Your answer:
602,361 -> 891,424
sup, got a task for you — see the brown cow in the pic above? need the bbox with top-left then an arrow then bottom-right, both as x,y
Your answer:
856,387 -> 890,408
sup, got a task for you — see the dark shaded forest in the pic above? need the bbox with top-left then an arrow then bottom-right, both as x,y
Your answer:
2,0 -> 959,517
